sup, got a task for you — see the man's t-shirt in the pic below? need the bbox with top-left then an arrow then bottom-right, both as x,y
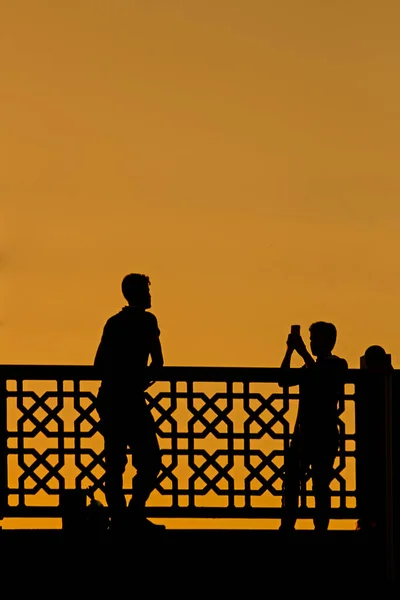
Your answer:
296,355 -> 348,438
94,306 -> 160,390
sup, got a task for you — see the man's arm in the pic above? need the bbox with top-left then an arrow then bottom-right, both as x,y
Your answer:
144,336 -> 164,389
94,341 -> 105,370
144,313 -> 164,389
147,313 -> 163,368
93,322 -> 112,373
149,336 -> 164,369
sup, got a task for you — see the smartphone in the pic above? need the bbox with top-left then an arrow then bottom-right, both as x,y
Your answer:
291,324 -> 301,335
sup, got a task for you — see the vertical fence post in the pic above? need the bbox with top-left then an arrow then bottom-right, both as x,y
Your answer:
395,370 -> 400,583
0,375 -> 8,527
384,370 -> 395,583
357,347 -> 396,583
391,370 -> 399,583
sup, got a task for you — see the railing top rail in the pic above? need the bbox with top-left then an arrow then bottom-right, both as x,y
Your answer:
0,363 -> 387,383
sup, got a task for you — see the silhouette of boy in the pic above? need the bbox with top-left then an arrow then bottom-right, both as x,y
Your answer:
94,273 -> 164,532
278,322 -> 348,532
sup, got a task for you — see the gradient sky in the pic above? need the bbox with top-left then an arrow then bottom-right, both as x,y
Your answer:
1,0 -> 400,370
3,0 -> 400,531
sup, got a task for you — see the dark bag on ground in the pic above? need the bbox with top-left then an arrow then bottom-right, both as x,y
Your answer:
60,487 -> 109,533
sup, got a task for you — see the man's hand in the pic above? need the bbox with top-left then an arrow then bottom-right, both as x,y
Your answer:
143,380 -> 155,390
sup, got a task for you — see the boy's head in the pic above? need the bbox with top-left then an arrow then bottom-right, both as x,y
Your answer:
122,273 -> 151,308
309,321 -> 337,357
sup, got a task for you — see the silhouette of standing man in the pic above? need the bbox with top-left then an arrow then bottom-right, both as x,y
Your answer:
278,322 -> 348,532
94,273 -> 164,532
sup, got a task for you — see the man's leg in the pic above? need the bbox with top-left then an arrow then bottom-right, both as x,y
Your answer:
127,408 -> 163,526
280,435 -> 305,531
103,423 -> 128,527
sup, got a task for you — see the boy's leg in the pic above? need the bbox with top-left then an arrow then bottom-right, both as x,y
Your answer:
311,436 -> 338,532
280,434 -> 305,531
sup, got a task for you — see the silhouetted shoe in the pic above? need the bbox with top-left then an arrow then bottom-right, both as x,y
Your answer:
279,523 -> 295,533
108,510 -> 130,534
108,519 -> 126,534
355,518 -> 377,533
129,516 -> 166,533
279,525 -> 295,541
314,527 -> 329,540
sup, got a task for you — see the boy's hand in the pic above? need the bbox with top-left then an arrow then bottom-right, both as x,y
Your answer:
287,333 -> 308,358
286,333 -> 300,351
294,336 -> 309,359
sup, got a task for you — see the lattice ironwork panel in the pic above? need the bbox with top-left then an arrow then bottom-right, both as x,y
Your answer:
149,380 -> 356,513
1,373 -> 357,518
6,378 -> 104,512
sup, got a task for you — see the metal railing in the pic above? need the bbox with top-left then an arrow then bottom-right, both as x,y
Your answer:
0,365 -> 365,523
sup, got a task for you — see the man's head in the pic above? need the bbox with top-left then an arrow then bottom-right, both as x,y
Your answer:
121,273 -> 151,308
309,321 -> 337,357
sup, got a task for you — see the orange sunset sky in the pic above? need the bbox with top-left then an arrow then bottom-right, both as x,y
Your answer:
2,1 -> 400,370
2,0 -> 400,532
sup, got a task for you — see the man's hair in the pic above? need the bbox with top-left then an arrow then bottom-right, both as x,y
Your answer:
309,321 -> 337,350
121,273 -> 150,304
